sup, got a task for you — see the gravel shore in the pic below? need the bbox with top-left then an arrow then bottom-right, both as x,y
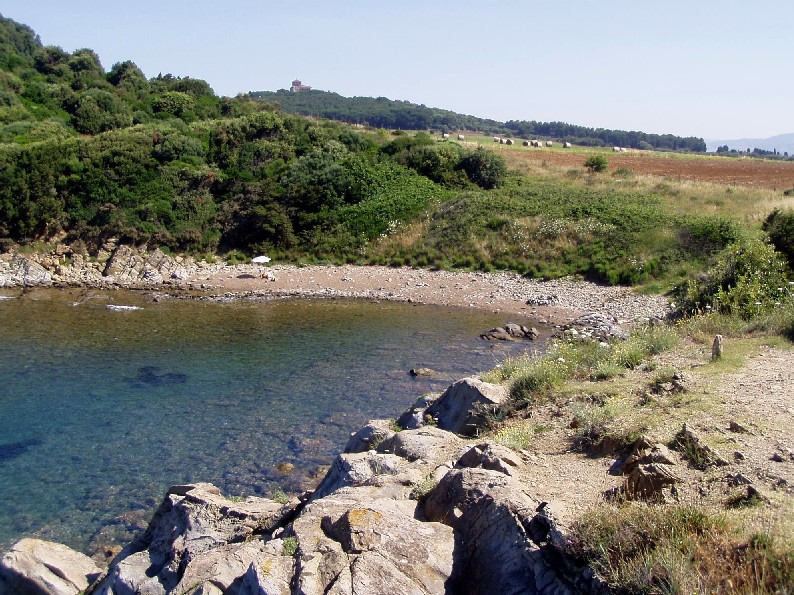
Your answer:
192,264 -> 672,326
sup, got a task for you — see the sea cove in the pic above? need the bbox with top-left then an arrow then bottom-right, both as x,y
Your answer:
0,289 -> 547,555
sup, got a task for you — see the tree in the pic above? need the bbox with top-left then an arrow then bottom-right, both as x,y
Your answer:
584,155 -> 608,173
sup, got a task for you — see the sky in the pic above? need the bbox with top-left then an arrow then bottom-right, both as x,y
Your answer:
2,0 -> 791,140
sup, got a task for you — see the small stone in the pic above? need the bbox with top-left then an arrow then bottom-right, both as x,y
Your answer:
410,368 -> 435,377
728,420 -> 751,434
734,451 -> 746,461
276,462 -> 295,474
726,473 -> 753,486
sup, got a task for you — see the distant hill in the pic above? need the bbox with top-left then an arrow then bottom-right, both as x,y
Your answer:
706,133 -> 794,155
250,89 -> 706,153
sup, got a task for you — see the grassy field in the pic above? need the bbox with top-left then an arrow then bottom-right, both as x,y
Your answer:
458,132 -> 794,191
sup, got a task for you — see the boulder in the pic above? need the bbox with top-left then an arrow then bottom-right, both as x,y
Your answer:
310,452 -> 409,501
557,313 -> 628,342
424,468 -> 582,594
377,426 -> 464,463
455,441 -> 524,476
425,467 -> 538,527
623,463 -> 680,502
621,437 -> 677,475
395,393 -> 440,430
0,255 -> 53,287
237,556 -> 294,595
409,368 -> 436,377
674,424 -> 729,468
292,492 -> 454,595
92,483 -> 295,595
424,377 -> 507,436
343,419 -> 395,453
480,323 -> 539,341
0,538 -> 101,595
171,540 -> 273,594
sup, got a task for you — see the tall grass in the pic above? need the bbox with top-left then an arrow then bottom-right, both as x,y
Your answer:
566,502 -> 794,594
490,326 -> 678,411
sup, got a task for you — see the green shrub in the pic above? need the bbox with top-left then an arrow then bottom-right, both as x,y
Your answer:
763,208 -> 794,270
584,155 -> 608,173
282,536 -> 298,556
676,238 -> 792,319
508,359 -> 565,405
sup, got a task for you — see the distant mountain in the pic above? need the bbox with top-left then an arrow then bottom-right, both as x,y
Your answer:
706,133 -> 794,155
251,89 -> 706,152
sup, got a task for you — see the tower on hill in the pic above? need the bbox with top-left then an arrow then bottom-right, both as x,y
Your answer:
290,79 -> 311,92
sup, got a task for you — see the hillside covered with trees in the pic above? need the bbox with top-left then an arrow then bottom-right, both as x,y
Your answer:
2,13 -> 790,290
250,89 -> 707,152
0,14 -> 512,258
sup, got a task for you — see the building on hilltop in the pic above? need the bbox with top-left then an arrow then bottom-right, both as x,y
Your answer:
290,79 -> 311,92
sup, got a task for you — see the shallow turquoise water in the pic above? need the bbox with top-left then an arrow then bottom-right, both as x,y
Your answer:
0,289 -> 548,554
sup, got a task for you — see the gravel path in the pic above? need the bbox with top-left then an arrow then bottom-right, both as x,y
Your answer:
192,264 -> 672,326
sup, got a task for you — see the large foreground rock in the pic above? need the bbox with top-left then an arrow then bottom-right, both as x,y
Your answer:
92,483 -> 296,595
291,490 -> 454,594
0,538 -> 101,595
424,377 -> 508,436
425,468 -> 598,594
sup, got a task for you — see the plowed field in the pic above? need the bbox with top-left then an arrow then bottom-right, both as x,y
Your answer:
501,147 -> 794,190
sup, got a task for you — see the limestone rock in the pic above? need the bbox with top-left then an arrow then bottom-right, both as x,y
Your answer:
377,426 -> 464,463
310,452 -> 408,501
292,492 -> 454,595
343,419 -> 394,454
0,538 -> 101,595
0,255 -> 53,287
424,377 -> 507,436
92,483 -> 295,594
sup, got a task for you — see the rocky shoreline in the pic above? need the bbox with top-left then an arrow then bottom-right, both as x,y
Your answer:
0,243 -> 674,593
0,377 -> 609,595
0,242 -> 672,326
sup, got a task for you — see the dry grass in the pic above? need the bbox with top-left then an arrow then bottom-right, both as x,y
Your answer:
567,501 -> 794,594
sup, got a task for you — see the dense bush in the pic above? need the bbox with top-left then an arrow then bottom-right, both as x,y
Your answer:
676,238 -> 792,319
584,155 -> 608,173
763,208 -> 794,270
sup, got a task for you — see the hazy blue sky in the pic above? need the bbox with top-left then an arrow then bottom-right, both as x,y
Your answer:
2,1 -> 790,139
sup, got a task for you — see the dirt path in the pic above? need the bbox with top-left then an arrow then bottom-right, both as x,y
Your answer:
710,346 -> 794,491
500,343 -> 794,529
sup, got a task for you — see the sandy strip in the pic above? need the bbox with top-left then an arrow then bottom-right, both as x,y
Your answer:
190,264 -> 671,326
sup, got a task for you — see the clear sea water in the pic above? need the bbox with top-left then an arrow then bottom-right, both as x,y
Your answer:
0,288 -> 549,555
